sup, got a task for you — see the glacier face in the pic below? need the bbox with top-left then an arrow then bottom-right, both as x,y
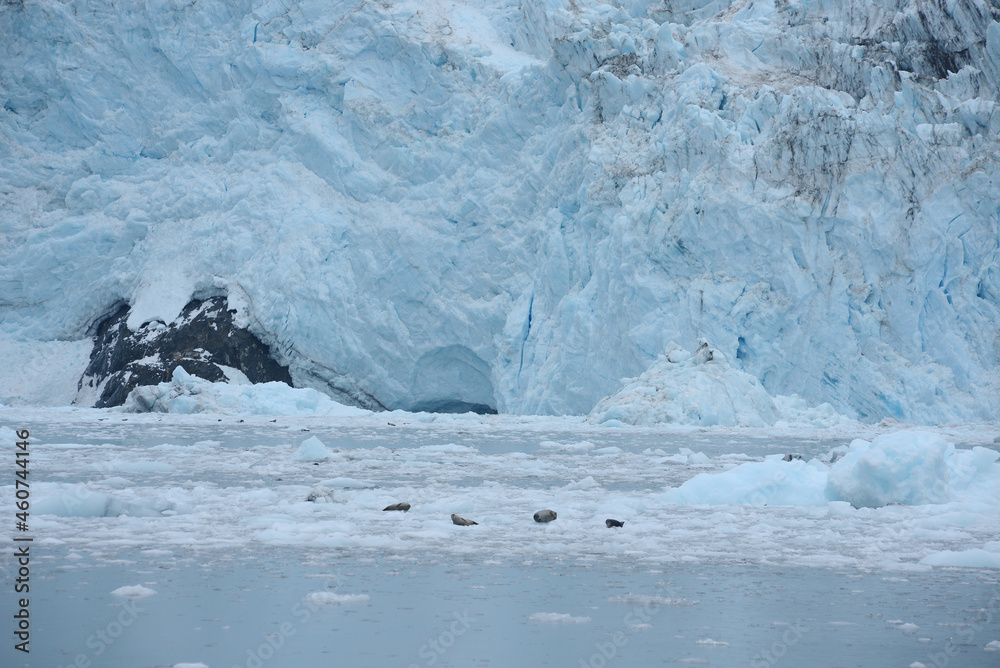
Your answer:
1,0 -> 999,420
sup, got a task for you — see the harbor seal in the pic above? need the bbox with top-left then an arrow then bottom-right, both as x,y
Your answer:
782,454 -> 804,462
383,502 -> 411,512
605,519 -> 624,528
533,509 -> 557,523
451,514 -> 478,526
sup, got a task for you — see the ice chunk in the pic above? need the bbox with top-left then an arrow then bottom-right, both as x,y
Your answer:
97,459 -> 174,473
111,585 -> 157,598
306,486 -> 334,502
304,592 -> 370,605
664,431 -> 1000,508
528,613 -> 591,624
564,476 -> 599,490
663,431 -> 1000,509
124,367 -> 371,417
33,484 -> 179,518
662,448 -> 713,466
293,436 -> 332,461
827,432 -> 955,507
539,440 -> 595,451
417,444 -> 478,454
664,457 -> 830,506
919,549 -> 1000,569
608,594 -> 699,607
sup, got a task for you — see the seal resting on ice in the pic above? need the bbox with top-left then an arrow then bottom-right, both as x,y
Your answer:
451,514 -> 478,526
383,502 -> 411,512
533,509 -> 557,523
605,519 -> 624,528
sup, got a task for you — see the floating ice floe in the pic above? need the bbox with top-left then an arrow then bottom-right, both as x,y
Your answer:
663,430 -> 1000,509
111,585 -> 157,598
528,613 -> 591,624
33,483 -> 182,517
304,592 -> 370,605
292,436 -> 333,461
608,594 -> 699,607
539,440 -> 596,452
828,432 -> 1000,508
95,459 -> 174,473
124,367 -> 372,416
919,542 -> 1000,569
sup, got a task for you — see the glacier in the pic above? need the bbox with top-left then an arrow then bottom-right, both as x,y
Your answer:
2,0 -> 999,421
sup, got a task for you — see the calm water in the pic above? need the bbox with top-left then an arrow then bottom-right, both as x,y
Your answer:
12,548 -> 1000,668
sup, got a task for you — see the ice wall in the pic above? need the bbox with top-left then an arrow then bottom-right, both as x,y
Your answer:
1,0 -> 998,419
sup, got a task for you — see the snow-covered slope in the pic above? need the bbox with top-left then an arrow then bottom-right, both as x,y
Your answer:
2,0 -> 999,420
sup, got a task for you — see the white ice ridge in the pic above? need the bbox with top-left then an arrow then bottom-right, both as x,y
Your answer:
2,1 -> 999,421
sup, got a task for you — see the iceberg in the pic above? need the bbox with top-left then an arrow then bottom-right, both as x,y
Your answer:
589,340 -> 780,426
292,435 -> 334,461
663,430 -> 1000,508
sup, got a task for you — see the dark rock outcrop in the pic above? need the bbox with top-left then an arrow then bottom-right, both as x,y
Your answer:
78,297 -> 293,407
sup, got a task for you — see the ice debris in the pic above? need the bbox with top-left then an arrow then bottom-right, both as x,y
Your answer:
124,367 -> 371,417
664,430 -> 1000,509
